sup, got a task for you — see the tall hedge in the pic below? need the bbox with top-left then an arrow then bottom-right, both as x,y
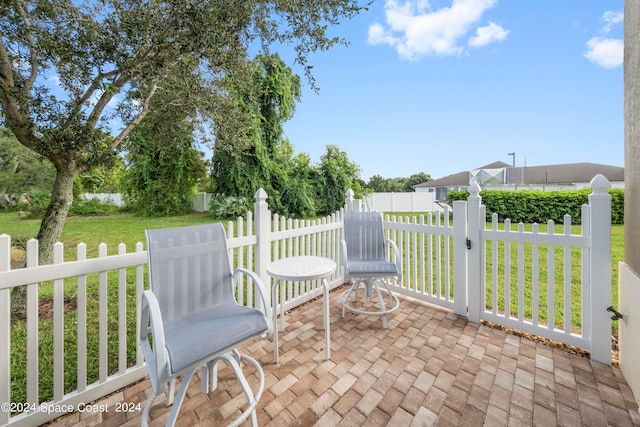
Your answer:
446,188 -> 624,225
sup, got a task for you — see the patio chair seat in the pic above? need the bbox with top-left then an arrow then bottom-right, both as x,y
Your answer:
346,260 -> 399,278
164,304 -> 269,375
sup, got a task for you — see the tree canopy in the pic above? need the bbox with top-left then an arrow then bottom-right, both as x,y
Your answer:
366,172 -> 431,192
0,128 -> 55,195
0,0 -> 369,262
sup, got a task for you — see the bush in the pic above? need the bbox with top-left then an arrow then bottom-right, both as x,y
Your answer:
19,190 -> 51,219
209,194 -> 251,219
69,197 -> 120,216
446,188 -> 624,225
17,192 -> 120,219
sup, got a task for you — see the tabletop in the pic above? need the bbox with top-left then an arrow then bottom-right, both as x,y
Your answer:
267,256 -> 336,281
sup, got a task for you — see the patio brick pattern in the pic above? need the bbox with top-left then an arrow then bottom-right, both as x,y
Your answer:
47,288 -> 640,427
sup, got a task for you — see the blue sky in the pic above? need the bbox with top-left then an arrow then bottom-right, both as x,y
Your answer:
280,0 -> 624,181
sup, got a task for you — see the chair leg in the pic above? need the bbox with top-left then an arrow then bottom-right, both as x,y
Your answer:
201,360 -> 220,394
141,391 -> 157,427
373,279 -> 388,328
141,369 -> 196,427
341,280 -> 357,318
165,378 -> 176,406
165,369 -> 197,427
220,352 -> 265,427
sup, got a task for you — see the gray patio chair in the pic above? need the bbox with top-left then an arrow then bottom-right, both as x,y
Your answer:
341,211 -> 401,328
140,223 -> 272,427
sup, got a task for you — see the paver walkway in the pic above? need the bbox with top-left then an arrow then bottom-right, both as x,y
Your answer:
48,289 -> 640,426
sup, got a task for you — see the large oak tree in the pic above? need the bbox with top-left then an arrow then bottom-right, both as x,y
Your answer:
0,0 -> 368,263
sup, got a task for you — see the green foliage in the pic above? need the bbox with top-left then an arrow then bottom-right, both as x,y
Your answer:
77,158 -> 126,193
211,54 -> 304,216
18,190 -> 51,219
17,192 -> 120,219
446,188 -> 469,204
314,145 -> 362,215
0,128 -> 56,195
209,195 -> 252,219
122,100 -> 207,217
610,188 -> 624,224
122,133 -> 205,217
446,188 -> 624,224
365,172 -> 431,192
68,197 -> 120,217
404,172 -> 432,192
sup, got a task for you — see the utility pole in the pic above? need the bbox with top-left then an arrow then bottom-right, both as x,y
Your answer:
507,152 -> 515,167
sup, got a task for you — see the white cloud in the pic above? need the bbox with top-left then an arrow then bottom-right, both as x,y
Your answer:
584,37 -> 623,69
368,0 -> 507,60
601,11 -> 623,34
468,21 -> 509,48
584,11 -> 623,69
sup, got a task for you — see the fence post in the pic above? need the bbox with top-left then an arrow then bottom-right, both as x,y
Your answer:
0,235 -> 10,426
466,183 -> 482,322
344,188 -> 362,212
254,188 -> 271,302
453,201 -> 468,316
589,174 -> 612,364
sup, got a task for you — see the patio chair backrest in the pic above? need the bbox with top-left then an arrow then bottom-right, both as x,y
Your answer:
146,223 -> 233,323
343,211 -> 387,263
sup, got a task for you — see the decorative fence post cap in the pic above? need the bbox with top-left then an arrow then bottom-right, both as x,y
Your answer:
345,188 -> 354,198
590,174 -> 611,194
467,182 -> 481,196
254,188 -> 268,201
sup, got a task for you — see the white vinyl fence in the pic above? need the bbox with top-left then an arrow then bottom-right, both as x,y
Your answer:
0,177 -> 613,426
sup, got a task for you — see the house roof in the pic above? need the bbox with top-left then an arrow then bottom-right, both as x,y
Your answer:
414,161 -> 624,188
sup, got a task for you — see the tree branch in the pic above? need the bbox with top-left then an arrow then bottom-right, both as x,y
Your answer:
0,38 -> 38,150
110,84 -> 158,150
13,0 -> 38,93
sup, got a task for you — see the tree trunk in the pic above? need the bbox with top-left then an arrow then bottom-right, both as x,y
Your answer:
11,160 -> 77,315
36,161 -> 78,265
625,0 -> 640,273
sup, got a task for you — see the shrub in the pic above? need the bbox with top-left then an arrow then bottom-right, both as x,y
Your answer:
69,197 -> 120,216
446,188 -> 624,224
19,190 -> 50,219
209,194 -> 251,219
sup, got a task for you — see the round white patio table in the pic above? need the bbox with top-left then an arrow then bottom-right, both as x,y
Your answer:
267,256 -> 336,364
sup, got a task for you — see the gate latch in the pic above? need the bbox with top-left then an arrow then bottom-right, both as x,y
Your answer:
607,306 -> 624,321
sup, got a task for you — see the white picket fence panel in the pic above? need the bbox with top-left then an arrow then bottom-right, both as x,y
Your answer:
0,177 -> 612,426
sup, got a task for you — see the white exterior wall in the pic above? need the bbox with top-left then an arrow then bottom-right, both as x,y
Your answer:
619,262 -> 640,406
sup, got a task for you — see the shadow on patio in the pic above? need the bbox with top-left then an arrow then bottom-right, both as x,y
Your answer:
47,287 -> 640,427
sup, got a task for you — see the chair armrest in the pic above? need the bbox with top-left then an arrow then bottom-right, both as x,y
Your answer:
386,239 -> 402,277
140,290 -> 169,394
233,268 -> 273,338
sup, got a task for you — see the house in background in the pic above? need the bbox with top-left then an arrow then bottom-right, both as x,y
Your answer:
413,161 -> 625,202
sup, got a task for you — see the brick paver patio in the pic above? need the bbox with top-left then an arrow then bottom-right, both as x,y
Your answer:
47,288 -> 640,426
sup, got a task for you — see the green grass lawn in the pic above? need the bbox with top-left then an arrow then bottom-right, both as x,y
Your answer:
1,211 -> 218,258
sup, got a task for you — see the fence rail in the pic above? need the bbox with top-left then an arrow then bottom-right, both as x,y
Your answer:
0,177 -> 612,426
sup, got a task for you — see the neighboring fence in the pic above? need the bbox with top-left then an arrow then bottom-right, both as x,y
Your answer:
363,191 -> 441,213
0,177 -> 613,426
79,193 -> 124,207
